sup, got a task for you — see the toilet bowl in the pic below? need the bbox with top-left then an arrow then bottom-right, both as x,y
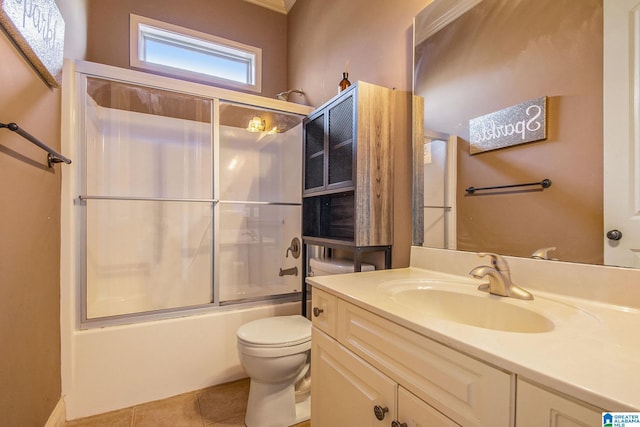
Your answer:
237,315 -> 311,427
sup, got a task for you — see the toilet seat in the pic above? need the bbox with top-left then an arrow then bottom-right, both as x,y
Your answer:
237,315 -> 311,357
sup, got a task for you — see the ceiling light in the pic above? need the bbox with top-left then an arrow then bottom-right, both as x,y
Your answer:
247,116 -> 265,132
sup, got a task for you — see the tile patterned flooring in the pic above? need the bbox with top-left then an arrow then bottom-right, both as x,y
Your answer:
66,378 -> 311,427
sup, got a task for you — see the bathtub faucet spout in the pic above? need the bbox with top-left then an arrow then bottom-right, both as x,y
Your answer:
279,266 -> 298,277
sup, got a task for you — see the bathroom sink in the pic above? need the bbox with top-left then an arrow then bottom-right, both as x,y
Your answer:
378,279 -> 555,333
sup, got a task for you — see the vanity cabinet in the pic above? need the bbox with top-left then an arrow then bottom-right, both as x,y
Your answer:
311,290 -> 513,426
311,285 -> 611,426
516,379 -> 603,427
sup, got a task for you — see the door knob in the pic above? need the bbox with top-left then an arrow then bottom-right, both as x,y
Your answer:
606,229 -> 623,241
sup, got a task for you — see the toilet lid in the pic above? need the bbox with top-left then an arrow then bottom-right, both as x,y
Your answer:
237,315 -> 311,347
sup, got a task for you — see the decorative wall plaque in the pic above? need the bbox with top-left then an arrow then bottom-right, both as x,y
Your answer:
0,0 -> 65,87
469,96 -> 547,154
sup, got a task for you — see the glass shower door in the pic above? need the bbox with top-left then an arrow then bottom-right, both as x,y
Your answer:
217,102 -> 304,302
83,77 -> 214,319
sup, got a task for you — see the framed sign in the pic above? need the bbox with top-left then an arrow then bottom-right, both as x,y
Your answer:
0,0 -> 65,87
469,96 -> 547,154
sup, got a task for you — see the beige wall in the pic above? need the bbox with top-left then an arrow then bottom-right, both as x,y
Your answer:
85,0 -> 288,98
288,0 -> 429,107
415,0 -> 603,264
288,0 -> 431,267
0,32 -> 62,426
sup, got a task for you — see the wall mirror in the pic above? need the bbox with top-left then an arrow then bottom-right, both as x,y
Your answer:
412,0 -> 640,268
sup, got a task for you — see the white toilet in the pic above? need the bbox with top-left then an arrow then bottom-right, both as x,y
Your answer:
237,315 -> 312,427
236,257 -> 374,427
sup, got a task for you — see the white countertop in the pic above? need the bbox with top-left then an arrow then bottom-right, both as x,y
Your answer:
307,266 -> 640,411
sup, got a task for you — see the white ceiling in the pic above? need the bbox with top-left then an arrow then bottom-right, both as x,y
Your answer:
243,0 -> 297,14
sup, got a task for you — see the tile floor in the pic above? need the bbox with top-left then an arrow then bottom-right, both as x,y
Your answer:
65,378 -> 311,427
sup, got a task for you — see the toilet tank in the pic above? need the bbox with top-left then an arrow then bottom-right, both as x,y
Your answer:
309,257 -> 375,276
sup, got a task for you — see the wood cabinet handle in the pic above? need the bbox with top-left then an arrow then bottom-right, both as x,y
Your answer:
392,421 -> 408,427
312,307 -> 324,317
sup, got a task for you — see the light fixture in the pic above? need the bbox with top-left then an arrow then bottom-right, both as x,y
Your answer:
246,116 -> 265,132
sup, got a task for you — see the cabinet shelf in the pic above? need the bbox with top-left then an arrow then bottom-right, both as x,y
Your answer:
306,150 -> 324,160
331,139 -> 353,150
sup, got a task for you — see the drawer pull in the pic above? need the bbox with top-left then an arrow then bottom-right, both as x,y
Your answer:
392,421 -> 408,427
312,307 -> 324,317
373,405 -> 389,420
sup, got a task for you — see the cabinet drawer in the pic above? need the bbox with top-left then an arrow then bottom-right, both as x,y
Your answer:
516,378 -> 603,427
311,287 -> 337,337
337,299 -> 512,427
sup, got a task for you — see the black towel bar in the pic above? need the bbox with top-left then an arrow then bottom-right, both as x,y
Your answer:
466,178 -> 552,194
1,122 -> 72,167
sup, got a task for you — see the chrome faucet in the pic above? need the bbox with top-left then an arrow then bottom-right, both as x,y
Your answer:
531,246 -> 556,260
469,252 -> 533,300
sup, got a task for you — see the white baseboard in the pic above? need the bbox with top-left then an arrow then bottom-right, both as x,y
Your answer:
45,397 -> 66,427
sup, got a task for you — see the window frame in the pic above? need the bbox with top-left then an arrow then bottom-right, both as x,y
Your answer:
130,14 -> 262,93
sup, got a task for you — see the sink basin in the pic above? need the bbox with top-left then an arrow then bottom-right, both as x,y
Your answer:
379,279 -> 555,333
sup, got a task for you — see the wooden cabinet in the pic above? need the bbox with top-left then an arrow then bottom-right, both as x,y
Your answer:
335,299 -> 512,427
311,329 -> 459,427
516,379 -> 603,427
310,287 -> 337,337
311,286 -> 610,426
311,328 -> 397,426
303,91 -> 356,194
398,386 -> 459,427
302,81 -> 396,265
311,291 -> 512,427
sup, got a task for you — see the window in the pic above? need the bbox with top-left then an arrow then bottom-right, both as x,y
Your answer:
130,14 -> 262,92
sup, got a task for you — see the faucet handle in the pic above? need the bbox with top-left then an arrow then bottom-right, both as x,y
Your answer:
477,252 -> 510,273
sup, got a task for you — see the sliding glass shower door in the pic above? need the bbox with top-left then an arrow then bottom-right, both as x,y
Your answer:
217,103 -> 303,303
80,77 -> 304,322
83,78 -> 214,319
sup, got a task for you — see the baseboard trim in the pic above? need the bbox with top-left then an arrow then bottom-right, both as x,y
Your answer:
45,397 -> 66,427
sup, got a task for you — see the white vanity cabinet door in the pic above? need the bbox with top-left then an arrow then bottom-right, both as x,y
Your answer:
397,386 -> 460,427
311,287 -> 337,337
516,379 -> 603,427
337,299 -> 512,427
311,327 -> 397,426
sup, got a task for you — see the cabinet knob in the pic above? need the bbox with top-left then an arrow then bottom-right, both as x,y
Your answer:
392,421 -> 408,427
312,307 -> 324,317
373,405 -> 389,420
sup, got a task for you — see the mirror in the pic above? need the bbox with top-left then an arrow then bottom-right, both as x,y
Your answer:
412,0 -> 620,266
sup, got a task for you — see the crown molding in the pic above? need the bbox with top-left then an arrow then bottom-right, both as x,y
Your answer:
414,0 -> 483,45
243,0 -> 297,14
